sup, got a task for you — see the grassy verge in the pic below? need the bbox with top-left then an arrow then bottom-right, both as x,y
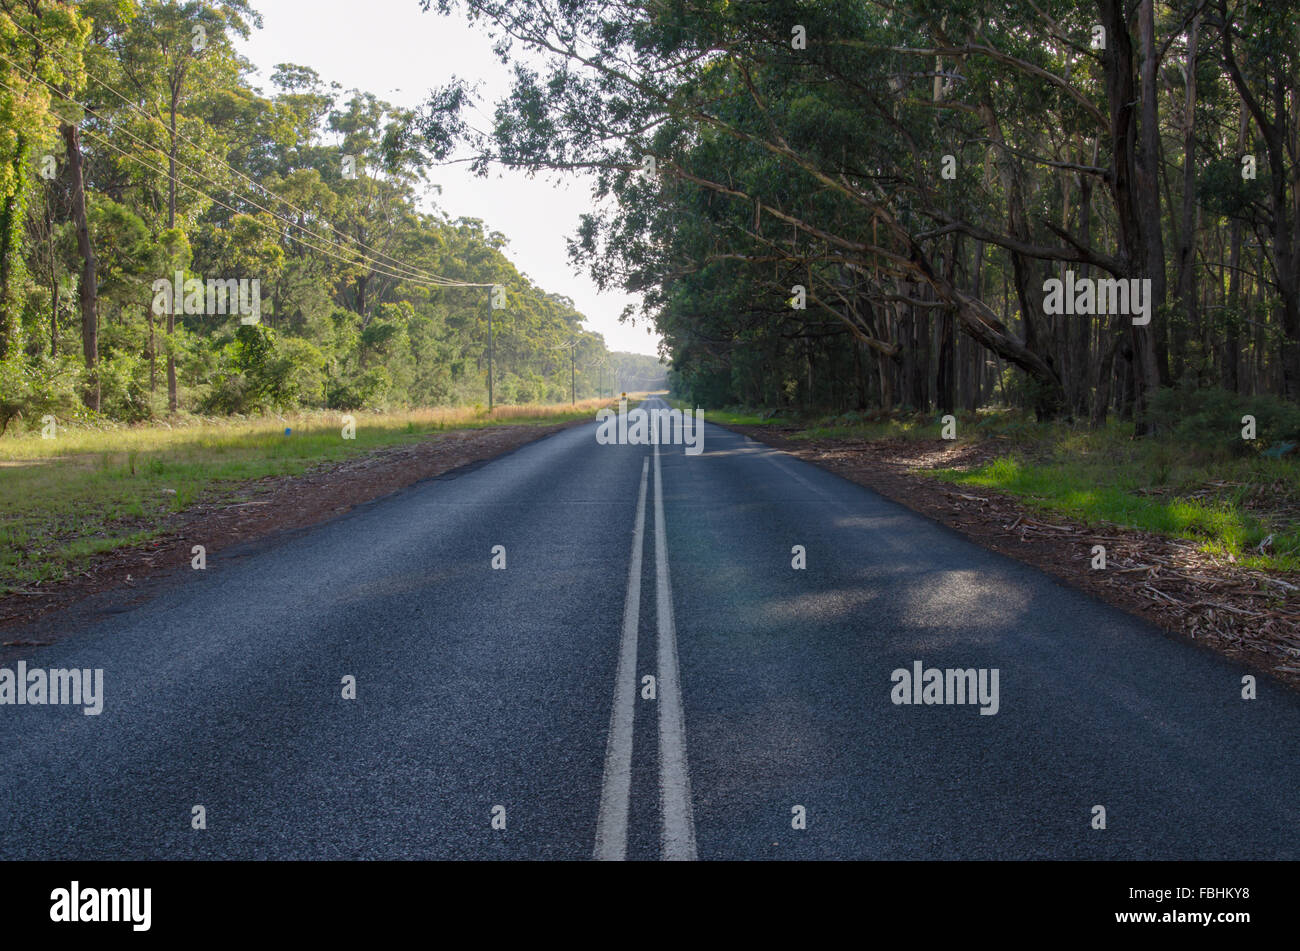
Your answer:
668,401 -> 790,427
928,423 -> 1300,572
0,401 -> 609,595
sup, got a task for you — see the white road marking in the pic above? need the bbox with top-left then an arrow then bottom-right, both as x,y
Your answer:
653,432 -> 698,860
593,456 -> 650,861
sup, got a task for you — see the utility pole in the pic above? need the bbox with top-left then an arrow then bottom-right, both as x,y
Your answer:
570,339 -> 576,405
487,294 -> 494,412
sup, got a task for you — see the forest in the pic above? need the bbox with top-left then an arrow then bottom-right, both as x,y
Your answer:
0,0 -> 670,434
3,0 -> 1298,444
420,0 -> 1300,442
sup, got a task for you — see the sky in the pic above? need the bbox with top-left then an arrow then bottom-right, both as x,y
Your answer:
234,0 -> 662,357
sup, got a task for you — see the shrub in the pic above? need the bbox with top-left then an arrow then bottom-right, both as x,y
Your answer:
325,366 -> 390,411
0,352 -> 83,435
96,351 -> 153,422
199,324 -> 301,415
1149,386 -> 1300,455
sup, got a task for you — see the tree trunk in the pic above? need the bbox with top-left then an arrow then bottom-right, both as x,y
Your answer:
167,81 -> 181,413
1224,100 -> 1247,393
1098,0 -> 1163,434
936,239 -> 958,415
979,99 -> 1061,418
1072,139 -> 1099,418
48,201 -> 58,358
1138,0 -> 1169,388
1173,13 -> 1199,385
1216,8 -> 1300,397
0,132 -> 27,359
63,122 -> 99,411
1091,316 -> 1125,428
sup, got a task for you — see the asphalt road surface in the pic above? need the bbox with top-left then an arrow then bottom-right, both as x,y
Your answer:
2,397 -> 1297,860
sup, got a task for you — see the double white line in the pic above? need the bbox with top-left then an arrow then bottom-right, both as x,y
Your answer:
594,440 -> 697,860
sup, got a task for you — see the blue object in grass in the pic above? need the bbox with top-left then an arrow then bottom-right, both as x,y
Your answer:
284,427 -> 292,436
1261,441 -> 1295,460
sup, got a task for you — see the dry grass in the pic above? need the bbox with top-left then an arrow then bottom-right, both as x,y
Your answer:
0,399 -> 622,593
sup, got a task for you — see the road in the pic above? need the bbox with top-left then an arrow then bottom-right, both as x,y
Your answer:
1,397 -> 1297,860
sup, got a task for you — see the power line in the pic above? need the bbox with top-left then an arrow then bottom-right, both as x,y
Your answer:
25,93 -> 512,418
6,17 -> 488,288
8,15 -> 455,282
2,49 -> 482,288
75,121 -> 443,286
0,71 -> 470,291
2,25 -> 559,414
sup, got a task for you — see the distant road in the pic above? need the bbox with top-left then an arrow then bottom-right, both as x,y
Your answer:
1,397 -> 1297,859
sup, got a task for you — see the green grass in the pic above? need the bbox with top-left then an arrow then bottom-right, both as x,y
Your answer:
798,417 -> 925,441
0,401 -> 610,595
795,408 -> 1053,444
925,423 -> 1300,572
666,400 -> 793,427
695,404 -> 1006,442
701,408 -> 785,426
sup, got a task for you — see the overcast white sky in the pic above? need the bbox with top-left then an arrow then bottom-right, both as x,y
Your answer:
235,0 -> 662,357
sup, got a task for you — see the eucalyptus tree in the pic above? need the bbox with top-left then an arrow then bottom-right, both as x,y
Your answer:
98,0 -> 257,410
421,0 -> 1242,430
0,0 -> 88,363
